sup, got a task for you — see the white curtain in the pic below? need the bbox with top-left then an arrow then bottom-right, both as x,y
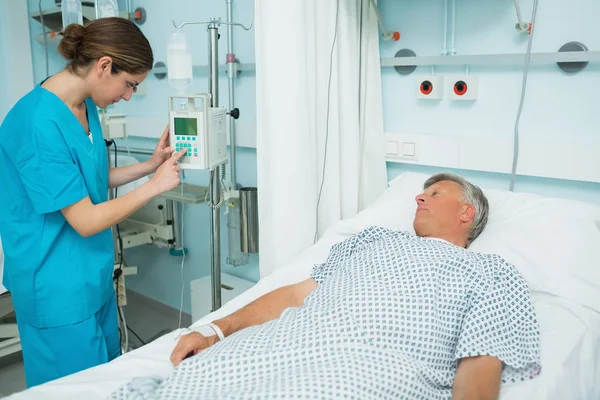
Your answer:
255,0 -> 387,278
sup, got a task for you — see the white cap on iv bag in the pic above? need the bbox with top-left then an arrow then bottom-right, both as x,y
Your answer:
167,30 -> 193,95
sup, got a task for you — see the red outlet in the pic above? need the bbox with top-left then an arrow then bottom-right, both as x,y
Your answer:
420,81 -> 433,95
454,80 -> 468,96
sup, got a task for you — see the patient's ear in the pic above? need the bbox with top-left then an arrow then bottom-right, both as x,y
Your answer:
459,204 -> 476,223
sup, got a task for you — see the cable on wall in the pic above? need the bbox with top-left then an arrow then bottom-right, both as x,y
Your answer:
314,0 -> 341,244
510,0 -> 540,191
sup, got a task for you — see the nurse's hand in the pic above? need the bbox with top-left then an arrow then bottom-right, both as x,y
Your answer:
150,149 -> 187,194
170,332 -> 219,367
148,125 -> 174,171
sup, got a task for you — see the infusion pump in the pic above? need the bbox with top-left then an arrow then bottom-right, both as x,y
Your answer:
169,94 -> 228,170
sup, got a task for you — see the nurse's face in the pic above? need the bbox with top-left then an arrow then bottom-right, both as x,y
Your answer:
89,56 -> 149,108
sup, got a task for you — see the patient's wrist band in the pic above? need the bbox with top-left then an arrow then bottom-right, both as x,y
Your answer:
208,322 -> 225,341
190,323 -> 225,341
191,325 -> 216,338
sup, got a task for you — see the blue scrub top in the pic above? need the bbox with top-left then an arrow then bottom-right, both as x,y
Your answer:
0,82 -> 114,328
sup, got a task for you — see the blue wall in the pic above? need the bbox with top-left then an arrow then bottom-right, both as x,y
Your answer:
22,0 -> 600,313
378,0 -> 600,204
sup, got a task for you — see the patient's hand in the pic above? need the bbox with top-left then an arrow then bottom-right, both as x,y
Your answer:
170,332 -> 219,367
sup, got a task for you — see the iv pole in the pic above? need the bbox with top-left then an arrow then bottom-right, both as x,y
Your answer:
172,17 -> 252,312
207,21 -> 222,312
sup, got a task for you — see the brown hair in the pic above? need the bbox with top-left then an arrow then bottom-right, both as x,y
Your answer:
58,17 -> 153,76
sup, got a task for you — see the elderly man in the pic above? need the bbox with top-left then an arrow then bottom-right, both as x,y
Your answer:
112,173 -> 541,400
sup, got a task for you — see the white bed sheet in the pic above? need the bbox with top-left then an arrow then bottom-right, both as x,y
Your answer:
6,239 -> 600,400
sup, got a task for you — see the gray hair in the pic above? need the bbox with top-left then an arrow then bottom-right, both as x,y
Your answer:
423,173 -> 489,246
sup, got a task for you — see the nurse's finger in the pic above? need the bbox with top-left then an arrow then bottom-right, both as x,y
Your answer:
158,125 -> 170,145
171,149 -> 188,162
175,165 -> 181,173
163,146 -> 175,155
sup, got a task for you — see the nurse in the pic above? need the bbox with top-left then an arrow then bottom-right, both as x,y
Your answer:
0,18 -> 186,387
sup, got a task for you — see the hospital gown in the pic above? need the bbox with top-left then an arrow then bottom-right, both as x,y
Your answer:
110,226 -> 541,399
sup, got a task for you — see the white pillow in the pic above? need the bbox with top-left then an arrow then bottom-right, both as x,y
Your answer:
357,172 -> 600,313
468,188 -> 600,313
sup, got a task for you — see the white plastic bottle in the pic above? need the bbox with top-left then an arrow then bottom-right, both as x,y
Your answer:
95,0 -> 119,19
61,0 -> 83,28
167,30 -> 193,95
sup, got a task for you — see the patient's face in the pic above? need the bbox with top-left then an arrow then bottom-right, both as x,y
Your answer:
413,181 -> 469,238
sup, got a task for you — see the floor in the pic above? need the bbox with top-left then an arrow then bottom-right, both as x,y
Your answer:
0,290 -> 191,398
0,351 -> 23,399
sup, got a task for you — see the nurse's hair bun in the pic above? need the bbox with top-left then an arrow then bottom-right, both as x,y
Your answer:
58,24 -> 85,62
56,18 -> 153,77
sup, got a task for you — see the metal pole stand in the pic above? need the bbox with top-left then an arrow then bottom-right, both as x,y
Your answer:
172,17 -> 252,312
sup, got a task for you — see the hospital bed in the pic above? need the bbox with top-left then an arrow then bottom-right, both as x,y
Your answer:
5,172 -> 600,399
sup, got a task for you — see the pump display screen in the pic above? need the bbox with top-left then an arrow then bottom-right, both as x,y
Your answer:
174,117 -> 198,136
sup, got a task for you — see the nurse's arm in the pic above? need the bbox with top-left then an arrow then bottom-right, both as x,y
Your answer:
109,126 -> 176,188
61,182 -> 160,238
108,161 -> 156,189
61,150 -> 185,238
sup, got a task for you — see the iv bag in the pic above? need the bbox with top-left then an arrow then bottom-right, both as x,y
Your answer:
62,0 -> 83,28
95,0 -> 119,19
167,30 -> 193,95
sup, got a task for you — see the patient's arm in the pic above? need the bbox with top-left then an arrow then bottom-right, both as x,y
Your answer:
170,278 -> 318,366
452,356 -> 503,400
213,277 -> 318,337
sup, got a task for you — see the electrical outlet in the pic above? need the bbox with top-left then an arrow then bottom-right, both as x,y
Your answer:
385,135 -> 419,161
416,76 -> 444,100
449,76 -> 479,100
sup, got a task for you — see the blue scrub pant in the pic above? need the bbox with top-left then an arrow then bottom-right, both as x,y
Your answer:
17,293 -> 121,388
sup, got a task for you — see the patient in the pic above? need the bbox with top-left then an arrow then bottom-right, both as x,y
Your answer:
111,173 -> 541,400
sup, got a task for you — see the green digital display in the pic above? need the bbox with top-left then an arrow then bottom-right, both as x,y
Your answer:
174,117 -> 198,136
